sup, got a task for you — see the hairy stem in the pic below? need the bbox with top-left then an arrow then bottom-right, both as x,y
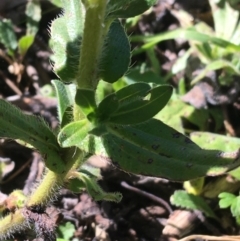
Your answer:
27,170 -> 63,206
0,148 -> 83,238
27,148 -> 82,206
1,1 -> 110,238
76,0 -> 108,90
0,209 -> 26,239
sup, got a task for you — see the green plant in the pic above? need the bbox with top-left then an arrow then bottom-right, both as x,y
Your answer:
0,0 -> 41,56
128,0 -> 240,234
1,0 -> 240,239
219,192 -> 240,225
170,129 -> 240,225
57,221 -> 75,241
184,0 -> 240,85
131,0 -> 240,85
0,0 -> 41,88
170,190 -> 218,220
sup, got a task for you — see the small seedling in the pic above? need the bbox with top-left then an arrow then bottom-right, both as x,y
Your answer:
219,192 -> 240,225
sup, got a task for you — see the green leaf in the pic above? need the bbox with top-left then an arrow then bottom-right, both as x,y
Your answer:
157,98 -> 221,133
115,82 -> 151,104
191,132 -> 240,180
195,42 -> 213,61
191,59 -> 240,85
75,172 -> 122,202
52,79 -> 76,125
96,82 -> 150,123
171,190 -> 218,219
124,67 -> 165,85
65,163 -> 100,193
171,48 -> 193,74
96,93 -> 119,122
66,177 -> 85,193
80,164 -> 102,179
131,28 -> 240,55
99,20 -> 130,83
219,192 -> 240,220
50,0 -> 84,82
209,0 -> 239,41
49,0 -> 62,8
81,119 -> 240,182
18,35 -> 34,57
58,119 -> 92,148
79,134 -> 108,156
106,0 -> 157,18
75,89 -> 97,118
0,100 -> 65,173
80,120 -> 240,181
190,132 -> 240,152
57,222 -> 75,240
156,98 -> 185,133
0,19 -> 18,55
25,0 -> 41,36
219,192 -> 237,208
100,119 -> 240,181
109,85 -> 173,124
61,106 -> 74,129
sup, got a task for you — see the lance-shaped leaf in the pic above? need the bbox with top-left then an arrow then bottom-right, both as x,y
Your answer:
49,0 -> 83,82
131,28 -> 240,55
58,119 -> 92,148
78,120 -> 240,181
18,35 -> 34,57
106,0 -> 157,19
0,100 -> 66,173
95,82 -> 151,123
98,119 -> 240,181
96,93 -> 119,122
73,171 -> 122,202
108,85 -> 173,124
65,164 -> 103,193
99,20 -> 130,83
115,82 -> 151,104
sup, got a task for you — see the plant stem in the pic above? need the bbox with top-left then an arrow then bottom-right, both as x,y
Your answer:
27,148 -> 82,206
27,170 -> 63,206
0,209 -> 26,239
76,0 -> 108,90
0,148 -> 82,237
1,0 -> 110,238
0,171 -> 61,238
